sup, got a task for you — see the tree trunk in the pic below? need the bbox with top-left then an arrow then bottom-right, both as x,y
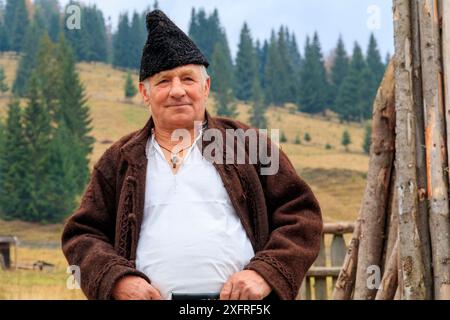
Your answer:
393,0 -> 427,299
437,0 -> 450,300
332,218 -> 361,300
381,168 -> 398,274
375,239 -> 399,300
411,0 -> 434,300
353,59 -> 396,300
419,0 -> 450,300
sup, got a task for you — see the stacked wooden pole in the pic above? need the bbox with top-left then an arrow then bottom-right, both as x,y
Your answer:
333,0 -> 450,300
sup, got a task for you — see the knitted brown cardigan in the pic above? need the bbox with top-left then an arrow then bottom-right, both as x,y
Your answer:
61,111 -> 323,300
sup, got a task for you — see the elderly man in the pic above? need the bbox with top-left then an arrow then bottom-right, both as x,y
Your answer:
61,10 -> 322,300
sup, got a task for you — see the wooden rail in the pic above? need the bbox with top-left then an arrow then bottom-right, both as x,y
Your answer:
298,222 -> 355,300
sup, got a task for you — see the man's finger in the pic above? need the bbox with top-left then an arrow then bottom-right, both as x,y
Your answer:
229,283 -> 240,300
147,285 -> 162,300
249,289 -> 264,300
239,288 -> 250,300
220,281 -> 233,300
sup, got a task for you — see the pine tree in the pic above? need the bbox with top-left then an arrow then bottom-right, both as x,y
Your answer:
188,8 -> 199,49
366,33 -> 385,89
304,132 -> 311,142
359,65 -> 375,120
330,35 -> 349,112
208,23 -> 234,94
0,1 -> 7,52
0,65 -> 8,94
0,25 -> 6,52
276,26 -> 297,104
22,73 -> 53,221
249,78 -> 267,129
258,40 -> 269,89
124,71 -> 137,99
4,0 -> 29,52
0,100 -> 29,219
34,0 -> 61,42
288,33 -> 302,68
299,33 -> 329,113
188,8 -> 233,79
34,34 -> 60,114
12,21 -> 45,96
45,120 -> 79,222
64,3 -> 108,62
2,34 -> 93,222
129,11 -> 146,70
263,30 -> 282,106
342,129 -> 351,151
287,32 -> 302,100
234,22 -> 258,101
212,42 -> 237,118
56,35 -> 94,194
334,42 -> 368,121
188,8 -> 209,60
0,0 -> 4,22
113,13 -> 131,68
64,1 -> 87,61
363,121 -> 372,154
365,33 -> 384,119
87,5 -> 108,62
211,11 -> 234,93
263,27 -> 298,106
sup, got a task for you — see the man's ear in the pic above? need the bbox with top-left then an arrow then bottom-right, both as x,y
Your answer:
139,82 -> 150,103
204,77 -> 211,98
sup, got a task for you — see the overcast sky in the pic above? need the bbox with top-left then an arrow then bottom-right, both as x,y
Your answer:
60,0 -> 394,60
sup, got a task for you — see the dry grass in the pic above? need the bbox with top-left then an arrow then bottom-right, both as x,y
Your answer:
0,247 -> 85,300
299,168 -> 366,222
0,53 -> 369,299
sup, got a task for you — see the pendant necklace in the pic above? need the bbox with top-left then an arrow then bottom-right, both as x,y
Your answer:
153,121 -> 207,169
158,143 -> 193,168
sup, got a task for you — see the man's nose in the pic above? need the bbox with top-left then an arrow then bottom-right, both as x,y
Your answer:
169,78 -> 186,98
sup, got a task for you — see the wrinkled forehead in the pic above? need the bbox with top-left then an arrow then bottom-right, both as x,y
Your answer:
150,64 -> 202,81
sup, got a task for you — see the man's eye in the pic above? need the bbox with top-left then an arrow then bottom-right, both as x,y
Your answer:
158,79 -> 168,85
183,77 -> 194,82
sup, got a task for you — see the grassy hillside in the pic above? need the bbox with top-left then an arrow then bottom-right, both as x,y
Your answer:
0,53 -> 368,299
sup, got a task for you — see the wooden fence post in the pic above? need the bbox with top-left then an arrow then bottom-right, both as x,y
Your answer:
330,234 -> 347,288
313,234 -> 327,299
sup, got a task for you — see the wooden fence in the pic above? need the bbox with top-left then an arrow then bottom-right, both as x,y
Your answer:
298,222 -> 355,300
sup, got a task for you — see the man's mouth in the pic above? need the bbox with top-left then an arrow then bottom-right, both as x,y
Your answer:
167,103 -> 191,107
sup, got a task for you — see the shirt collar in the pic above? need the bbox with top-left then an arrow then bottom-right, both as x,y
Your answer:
145,120 -> 208,159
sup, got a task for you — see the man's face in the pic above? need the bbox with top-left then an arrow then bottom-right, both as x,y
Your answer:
139,64 -> 210,130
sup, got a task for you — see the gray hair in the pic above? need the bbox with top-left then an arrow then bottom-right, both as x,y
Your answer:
142,65 -> 209,94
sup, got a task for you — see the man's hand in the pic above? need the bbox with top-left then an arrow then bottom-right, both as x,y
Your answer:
220,270 -> 272,300
112,275 -> 162,300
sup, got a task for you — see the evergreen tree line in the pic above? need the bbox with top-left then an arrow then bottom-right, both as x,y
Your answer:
0,33 -> 93,223
188,8 -> 388,124
1,1 -> 388,123
0,0 -> 107,61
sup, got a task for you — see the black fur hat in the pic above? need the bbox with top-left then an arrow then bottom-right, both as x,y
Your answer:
139,10 -> 209,82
